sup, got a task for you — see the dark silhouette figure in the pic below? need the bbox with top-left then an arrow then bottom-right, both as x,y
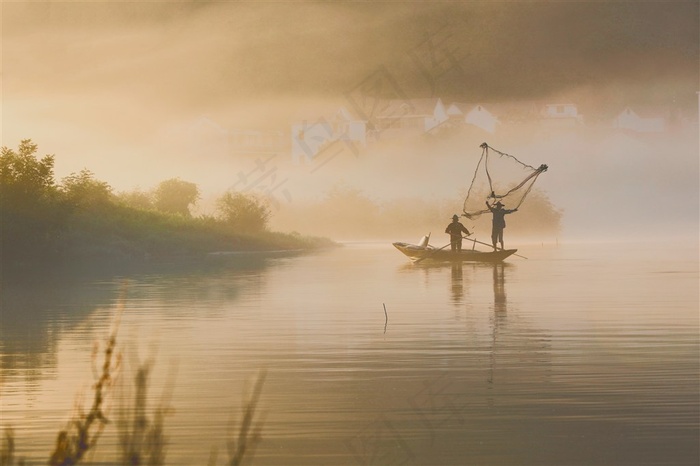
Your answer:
486,201 -> 517,250
445,214 -> 471,252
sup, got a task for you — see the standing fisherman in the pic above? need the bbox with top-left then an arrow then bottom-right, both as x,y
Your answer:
486,201 -> 517,250
445,215 -> 471,252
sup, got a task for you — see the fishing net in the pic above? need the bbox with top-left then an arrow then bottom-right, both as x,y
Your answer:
462,143 -> 548,220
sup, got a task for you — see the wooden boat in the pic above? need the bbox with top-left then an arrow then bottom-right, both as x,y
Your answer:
392,240 -> 517,263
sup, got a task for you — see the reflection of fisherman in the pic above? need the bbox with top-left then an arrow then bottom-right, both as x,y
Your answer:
445,214 -> 471,252
451,262 -> 463,304
486,200 -> 517,250
493,263 -> 506,314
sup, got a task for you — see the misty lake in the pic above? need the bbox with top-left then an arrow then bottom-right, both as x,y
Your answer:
1,240 -> 698,465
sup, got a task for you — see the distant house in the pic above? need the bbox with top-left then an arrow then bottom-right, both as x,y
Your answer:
463,104 -> 500,134
291,107 -> 366,162
445,102 -> 465,119
612,107 -> 665,133
540,103 -> 583,129
291,120 -> 333,162
372,98 -> 448,137
543,103 -> 579,118
331,107 -> 367,146
422,98 -> 449,132
445,101 -> 544,134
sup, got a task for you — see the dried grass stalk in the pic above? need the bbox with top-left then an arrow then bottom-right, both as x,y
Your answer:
227,370 -> 267,466
118,361 -> 169,466
48,289 -> 124,466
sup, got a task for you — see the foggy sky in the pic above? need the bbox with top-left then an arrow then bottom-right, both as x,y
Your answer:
4,2 -> 698,109
2,1 -> 699,239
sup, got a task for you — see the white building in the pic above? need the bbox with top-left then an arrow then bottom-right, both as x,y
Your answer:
540,103 -> 583,129
371,98 -> 448,137
462,104 -> 500,134
612,107 -> 665,133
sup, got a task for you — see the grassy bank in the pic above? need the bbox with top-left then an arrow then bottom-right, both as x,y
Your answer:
2,201 -> 336,276
55,202 -> 336,261
1,140 -> 336,275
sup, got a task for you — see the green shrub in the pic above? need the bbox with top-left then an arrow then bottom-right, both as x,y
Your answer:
216,192 -> 271,234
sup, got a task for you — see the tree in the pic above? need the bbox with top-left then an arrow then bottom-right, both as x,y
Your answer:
60,169 -> 113,209
0,139 -> 57,207
116,189 -> 154,211
152,178 -> 199,217
216,191 -> 271,233
321,184 -> 380,234
513,189 -> 563,236
0,140 -> 63,263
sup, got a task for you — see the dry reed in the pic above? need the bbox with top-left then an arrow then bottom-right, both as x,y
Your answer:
117,360 -> 170,465
227,370 -> 266,466
208,370 -> 267,466
48,289 -> 124,466
0,427 -> 25,466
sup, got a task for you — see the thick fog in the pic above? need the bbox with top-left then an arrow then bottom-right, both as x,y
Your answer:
2,1 -> 698,241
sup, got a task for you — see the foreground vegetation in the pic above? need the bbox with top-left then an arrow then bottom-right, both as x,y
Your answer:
0,140 -> 333,272
1,293 -> 266,465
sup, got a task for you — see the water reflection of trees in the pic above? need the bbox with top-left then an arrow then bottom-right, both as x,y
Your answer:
0,257 -> 273,385
0,275 -> 114,383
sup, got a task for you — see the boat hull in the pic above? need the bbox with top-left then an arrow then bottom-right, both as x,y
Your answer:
393,242 -> 517,263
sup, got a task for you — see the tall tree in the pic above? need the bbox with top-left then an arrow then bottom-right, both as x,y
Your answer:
0,139 -> 57,207
0,140 -> 63,263
152,178 -> 199,217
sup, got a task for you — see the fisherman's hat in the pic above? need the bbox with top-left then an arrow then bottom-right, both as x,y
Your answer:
452,214 -> 460,220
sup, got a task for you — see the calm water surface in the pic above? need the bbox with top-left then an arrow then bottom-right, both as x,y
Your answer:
1,241 -> 698,465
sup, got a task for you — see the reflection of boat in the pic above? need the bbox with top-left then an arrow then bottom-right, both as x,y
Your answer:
392,241 -> 517,263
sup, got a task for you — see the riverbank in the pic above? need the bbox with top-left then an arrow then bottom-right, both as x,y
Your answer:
2,228 -> 338,280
